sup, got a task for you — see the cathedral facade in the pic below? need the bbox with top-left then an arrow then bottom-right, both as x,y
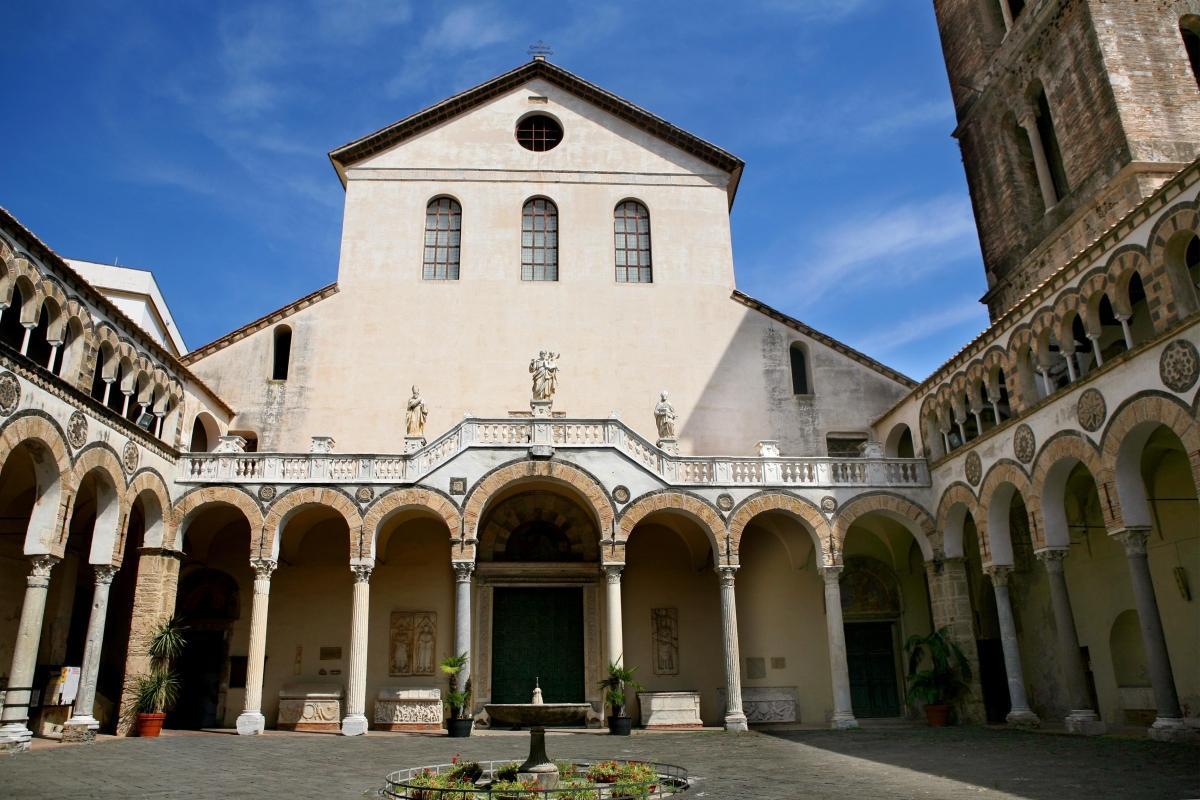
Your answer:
0,1 -> 1198,752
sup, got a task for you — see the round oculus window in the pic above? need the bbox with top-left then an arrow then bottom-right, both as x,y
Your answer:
515,114 -> 563,152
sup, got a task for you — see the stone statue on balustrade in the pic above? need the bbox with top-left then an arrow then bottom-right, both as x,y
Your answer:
405,386 -> 428,453
529,350 -> 560,401
655,390 -> 679,454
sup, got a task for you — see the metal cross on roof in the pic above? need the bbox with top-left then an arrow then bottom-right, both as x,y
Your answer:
527,40 -> 554,58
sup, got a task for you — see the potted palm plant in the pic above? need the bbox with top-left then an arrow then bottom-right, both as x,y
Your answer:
904,626 -> 972,727
127,617 -> 186,737
598,661 -> 642,736
439,653 -> 473,738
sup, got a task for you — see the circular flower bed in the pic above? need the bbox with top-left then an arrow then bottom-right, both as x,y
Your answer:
383,757 -> 689,798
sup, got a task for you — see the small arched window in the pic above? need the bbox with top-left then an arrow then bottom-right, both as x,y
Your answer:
1182,16 -> 1200,89
423,197 -> 461,280
521,198 -> 558,281
614,201 -> 652,283
789,343 -> 811,395
272,325 -> 292,381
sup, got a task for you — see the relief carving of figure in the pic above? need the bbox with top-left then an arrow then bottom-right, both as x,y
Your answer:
414,617 -> 436,675
652,607 -> 679,675
405,386 -> 428,437
529,351 -> 560,401
654,391 -> 677,439
391,614 -> 414,676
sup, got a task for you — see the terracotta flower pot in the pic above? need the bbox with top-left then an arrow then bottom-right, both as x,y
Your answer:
924,703 -> 951,727
135,712 -> 167,737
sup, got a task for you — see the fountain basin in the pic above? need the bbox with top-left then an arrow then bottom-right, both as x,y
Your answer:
484,702 -> 592,728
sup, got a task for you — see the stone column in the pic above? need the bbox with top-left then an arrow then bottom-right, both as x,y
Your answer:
1089,334 -> 1104,368
1114,529 -> 1190,741
717,566 -> 748,731
603,564 -> 624,667
998,0 -> 1014,31
342,564 -> 372,736
984,566 -> 1039,726
1063,350 -> 1078,382
62,564 -> 119,742
452,561 -> 474,694
1037,549 -> 1105,734
1116,314 -> 1134,350
0,555 -> 60,753
821,566 -> 859,729
924,557 -> 984,723
1019,112 -> 1058,211
237,558 -> 276,735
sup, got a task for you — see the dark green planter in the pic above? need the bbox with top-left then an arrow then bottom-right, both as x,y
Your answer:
446,718 -> 473,738
608,715 -> 632,736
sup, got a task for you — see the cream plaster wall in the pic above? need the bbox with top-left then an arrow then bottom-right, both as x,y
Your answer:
188,80 -> 909,457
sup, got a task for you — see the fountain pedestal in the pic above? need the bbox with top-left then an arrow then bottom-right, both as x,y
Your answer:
517,727 -> 559,789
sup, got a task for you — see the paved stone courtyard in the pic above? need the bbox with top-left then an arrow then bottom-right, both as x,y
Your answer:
1,726 -> 1197,799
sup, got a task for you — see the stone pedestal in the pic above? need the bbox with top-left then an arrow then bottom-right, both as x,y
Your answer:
404,436 -> 426,454
277,684 -> 344,732
374,688 -> 443,731
657,437 -> 679,455
530,399 -> 552,418
638,691 -> 702,729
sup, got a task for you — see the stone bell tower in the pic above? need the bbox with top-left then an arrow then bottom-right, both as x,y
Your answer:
932,0 -> 1200,319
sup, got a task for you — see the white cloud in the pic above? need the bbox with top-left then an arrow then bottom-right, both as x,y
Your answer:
853,297 -> 989,356
386,4 -> 522,96
776,193 -> 979,307
755,0 -> 873,22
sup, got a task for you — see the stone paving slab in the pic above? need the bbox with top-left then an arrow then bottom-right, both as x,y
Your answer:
0,726 -> 1196,799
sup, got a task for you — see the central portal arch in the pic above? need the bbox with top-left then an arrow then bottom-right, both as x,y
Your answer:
472,480 -> 604,723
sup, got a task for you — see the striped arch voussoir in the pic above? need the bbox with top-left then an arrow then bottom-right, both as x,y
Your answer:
462,459 -> 615,543
832,491 -> 936,562
261,487 -> 363,559
616,490 -> 728,563
362,487 -> 462,561
170,486 -> 263,551
727,491 -> 832,567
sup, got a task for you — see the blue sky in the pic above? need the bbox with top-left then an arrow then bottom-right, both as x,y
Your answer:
0,0 -> 991,380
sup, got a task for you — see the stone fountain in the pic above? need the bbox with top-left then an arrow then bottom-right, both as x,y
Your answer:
483,680 -> 593,789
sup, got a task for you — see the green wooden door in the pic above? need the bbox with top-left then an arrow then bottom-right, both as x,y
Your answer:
846,622 -> 901,718
491,588 -> 585,706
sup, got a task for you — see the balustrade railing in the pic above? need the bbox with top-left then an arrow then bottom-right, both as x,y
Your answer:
179,418 -> 929,488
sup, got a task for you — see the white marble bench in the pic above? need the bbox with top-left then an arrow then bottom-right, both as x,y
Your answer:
276,683 -> 343,732
374,687 -> 443,731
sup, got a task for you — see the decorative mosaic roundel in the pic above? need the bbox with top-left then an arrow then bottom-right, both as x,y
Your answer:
612,485 -> 631,505
716,493 -> 734,512
1159,339 -> 1199,393
66,411 -> 88,449
1013,424 -> 1036,465
121,441 -> 139,474
965,451 -> 983,486
0,371 -> 19,415
258,485 -> 277,502
1076,388 -> 1107,433
355,486 -> 374,503
820,495 -> 838,514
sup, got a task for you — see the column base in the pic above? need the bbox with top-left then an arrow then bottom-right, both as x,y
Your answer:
341,714 -> 369,736
236,711 -> 266,736
61,716 -> 100,743
830,713 -> 859,730
1148,717 -> 1197,743
0,723 -> 33,754
723,712 -> 748,732
1064,710 -> 1106,736
1005,709 -> 1040,728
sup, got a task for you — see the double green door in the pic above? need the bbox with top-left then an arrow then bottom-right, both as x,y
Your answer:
846,621 -> 901,718
491,588 -> 585,706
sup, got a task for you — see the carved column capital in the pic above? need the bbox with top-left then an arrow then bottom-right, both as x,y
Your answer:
602,563 -> 625,584
820,565 -> 844,583
1035,548 -> 1068,573
93,564 -> 119,585
1114,528 -> 1151,557
717,565 -> 738,587
250,558 -> 278,581
985,564 -> 1012,586
452,560 -> 475,583
351,563 -> 374,583
28,554 -> 60,586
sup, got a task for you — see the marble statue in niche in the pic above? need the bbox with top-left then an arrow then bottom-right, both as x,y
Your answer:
652,608 -> 679,676
390,611 -> 436,677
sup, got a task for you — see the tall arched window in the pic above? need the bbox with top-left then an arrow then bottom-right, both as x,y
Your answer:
614,201 -> 652,283
272,325 -> 292,381
521,198 -> 558,281
423,197 -> 461,280
789,342 -> 811,395
1034,87 -> 1069,202
1182,16 -> 1200,89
